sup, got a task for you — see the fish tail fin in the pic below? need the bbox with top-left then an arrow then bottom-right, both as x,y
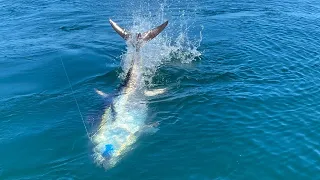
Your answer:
109,19 -> 168,47
140,20 -> 168,42
109,19 -> 131,40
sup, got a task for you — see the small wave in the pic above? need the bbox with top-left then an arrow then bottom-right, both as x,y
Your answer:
59,24 -> 92,32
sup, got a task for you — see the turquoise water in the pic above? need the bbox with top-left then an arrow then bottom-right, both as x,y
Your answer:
1,0 -> 320,179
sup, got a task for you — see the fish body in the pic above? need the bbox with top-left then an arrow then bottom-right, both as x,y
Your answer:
91,19 -> 168,168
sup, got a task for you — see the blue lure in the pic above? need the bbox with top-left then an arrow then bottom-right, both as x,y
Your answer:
102,144 -> 114,159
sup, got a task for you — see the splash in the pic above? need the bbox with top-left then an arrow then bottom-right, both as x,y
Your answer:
119,1 -> 203,87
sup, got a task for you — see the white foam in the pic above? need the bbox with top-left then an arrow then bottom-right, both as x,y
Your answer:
120,5 -> 203,87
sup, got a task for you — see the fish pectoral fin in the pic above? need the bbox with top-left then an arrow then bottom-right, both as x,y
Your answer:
94,88 -> 109,98
148,121 -> 160,128
144,88 -> 167,97
134,122 -> 160,136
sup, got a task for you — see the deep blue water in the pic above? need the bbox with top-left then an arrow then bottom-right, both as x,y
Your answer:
1,0 -> 320,179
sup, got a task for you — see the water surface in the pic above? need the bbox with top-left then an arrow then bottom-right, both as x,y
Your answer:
1,0 -> 320,179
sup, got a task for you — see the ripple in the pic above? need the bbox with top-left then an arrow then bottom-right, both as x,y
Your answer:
213,11 -> 263,19
60,24 -> 92,32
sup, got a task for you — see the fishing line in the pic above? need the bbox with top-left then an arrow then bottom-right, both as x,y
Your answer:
60,56 -> 91,140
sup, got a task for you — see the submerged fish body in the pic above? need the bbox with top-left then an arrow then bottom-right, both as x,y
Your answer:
91,19 -> 168,168
92,61 -> 147,167
92,91 -> 146,167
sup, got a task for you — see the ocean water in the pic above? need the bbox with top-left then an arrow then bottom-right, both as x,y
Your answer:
1,0 -> 320,179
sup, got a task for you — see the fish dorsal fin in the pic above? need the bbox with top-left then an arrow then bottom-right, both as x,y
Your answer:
109,19 -> 131,40
141,21 -> 168,42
